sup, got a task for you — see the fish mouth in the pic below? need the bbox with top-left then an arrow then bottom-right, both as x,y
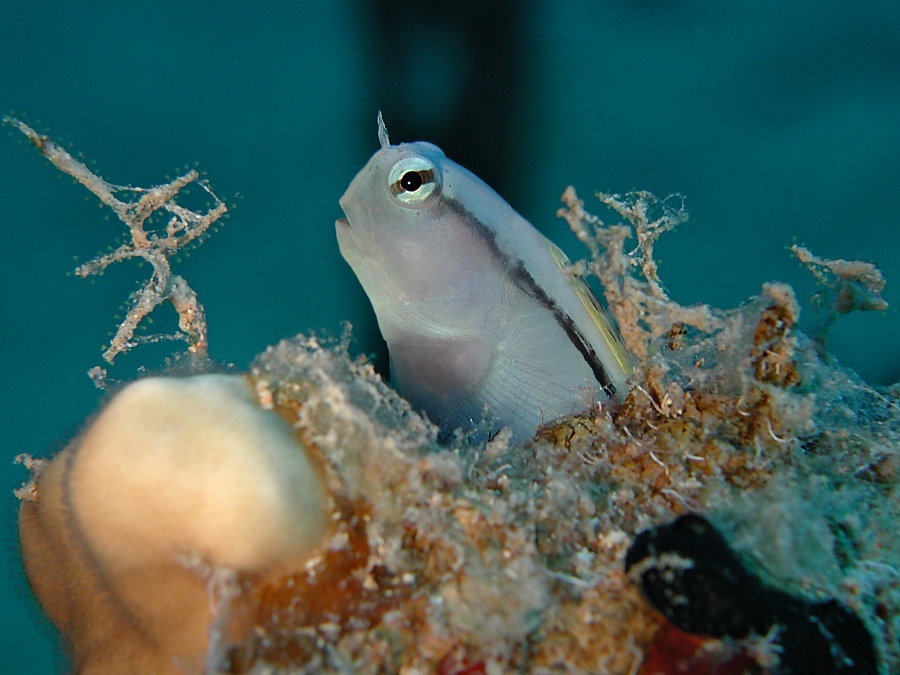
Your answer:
336,216 -> 351,230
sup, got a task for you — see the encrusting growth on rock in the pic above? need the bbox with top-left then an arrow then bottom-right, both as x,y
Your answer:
558,187 -> 717,361
791,243 -> 889,353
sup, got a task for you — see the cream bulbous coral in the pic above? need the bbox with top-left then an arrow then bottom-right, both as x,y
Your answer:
19,374 -> 331,673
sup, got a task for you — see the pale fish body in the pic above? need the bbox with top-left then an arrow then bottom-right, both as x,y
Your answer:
336,117 -> 631,441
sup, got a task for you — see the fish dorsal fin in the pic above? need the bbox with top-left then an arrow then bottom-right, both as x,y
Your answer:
377,111 -> 390,149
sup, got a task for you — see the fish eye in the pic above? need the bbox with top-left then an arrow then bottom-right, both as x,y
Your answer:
388,156 -> 441,207
400,171 -> 422,191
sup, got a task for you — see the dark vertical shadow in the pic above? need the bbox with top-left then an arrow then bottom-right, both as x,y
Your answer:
359,0 -> 531,202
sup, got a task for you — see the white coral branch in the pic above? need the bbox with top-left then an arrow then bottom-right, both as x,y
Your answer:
5,117 -> 226,373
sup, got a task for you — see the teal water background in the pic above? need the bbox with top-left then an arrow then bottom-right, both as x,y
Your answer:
1,1 -> 898,671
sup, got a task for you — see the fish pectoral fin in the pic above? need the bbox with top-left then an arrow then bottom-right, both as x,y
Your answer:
479,345 -> 592,423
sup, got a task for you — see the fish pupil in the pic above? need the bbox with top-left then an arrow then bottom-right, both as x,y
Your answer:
400,171 -> 423,192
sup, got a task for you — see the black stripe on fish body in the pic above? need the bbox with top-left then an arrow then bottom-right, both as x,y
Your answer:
444,197 -> 616,397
